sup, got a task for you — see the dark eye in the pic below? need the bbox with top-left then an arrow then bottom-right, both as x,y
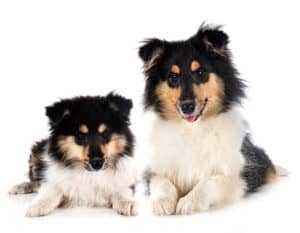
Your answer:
101,129 -> 111,142
167,72 -> 180,87
75,132 -> 87,145
194,68 -> 209,83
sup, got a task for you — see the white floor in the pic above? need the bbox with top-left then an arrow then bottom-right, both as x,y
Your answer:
1,170 -> 297,233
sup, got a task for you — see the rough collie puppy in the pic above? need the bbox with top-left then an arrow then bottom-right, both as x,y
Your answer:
139,24 -> 287,215
9,93 -> 137,217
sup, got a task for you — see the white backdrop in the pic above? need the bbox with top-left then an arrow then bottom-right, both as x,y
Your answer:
0,0 -> 299,232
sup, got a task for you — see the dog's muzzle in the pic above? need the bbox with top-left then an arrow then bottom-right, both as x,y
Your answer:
90,157 -> 104,170
179,98 -> 208,123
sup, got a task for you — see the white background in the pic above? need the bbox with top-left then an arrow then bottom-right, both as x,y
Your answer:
0,0 -> 299,232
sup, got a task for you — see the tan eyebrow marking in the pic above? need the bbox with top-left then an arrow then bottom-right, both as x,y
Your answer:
79,124 -> 89,134
191,60 -> 201,72
171,64 -> 180,74
98,124 -> 107,133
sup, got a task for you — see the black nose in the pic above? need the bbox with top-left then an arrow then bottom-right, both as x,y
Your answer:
90,158 -> 104,170
180,100 -> 195,115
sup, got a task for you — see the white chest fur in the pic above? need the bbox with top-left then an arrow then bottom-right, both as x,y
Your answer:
150,109 -> 246,194
43,156 -> 135,207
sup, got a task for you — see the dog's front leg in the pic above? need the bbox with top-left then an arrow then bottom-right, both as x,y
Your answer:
111,190 -> 137,216
176,175 -> 245,215
150,175 -> 178,216
26,184 -> 63,217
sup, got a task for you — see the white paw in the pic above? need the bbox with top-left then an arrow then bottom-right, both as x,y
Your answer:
26,202 -> 54,217
152,197 -> 177,216
8,182 -> 33,195
113,200 -> 137,216
176,195 -> 208,215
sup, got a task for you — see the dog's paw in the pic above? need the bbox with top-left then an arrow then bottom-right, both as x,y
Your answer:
176,195 -> 208,215
113,200 -> 137,216
152,197 -> 177,216
26,201 -> 54,217
8,182 -> 33,195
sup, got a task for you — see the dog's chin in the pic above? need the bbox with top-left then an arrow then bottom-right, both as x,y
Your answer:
70,162 -> 104,172
85,164 -> 105,172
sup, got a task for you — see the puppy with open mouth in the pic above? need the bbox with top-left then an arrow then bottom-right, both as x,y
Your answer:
9,93 -> 137,217
139,24 -> 288,215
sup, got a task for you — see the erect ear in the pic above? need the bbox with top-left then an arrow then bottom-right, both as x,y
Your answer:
192,25 -> 229,56
45,99 -> 71,126
106,92 -> 133,119
138,38 -> 166,73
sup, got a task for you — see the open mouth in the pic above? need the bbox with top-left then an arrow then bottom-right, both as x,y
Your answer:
182,98 -> 208,123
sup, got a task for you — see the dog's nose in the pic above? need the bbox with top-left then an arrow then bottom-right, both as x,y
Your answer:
90,158 -> 104,170
180,100 -> 195,115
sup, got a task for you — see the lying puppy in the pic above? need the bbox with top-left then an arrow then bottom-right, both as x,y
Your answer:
9,93 -> 137,217
139,24 -> 288,215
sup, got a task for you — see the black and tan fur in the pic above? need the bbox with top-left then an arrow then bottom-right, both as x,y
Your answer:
138,24 -> 287,215
9,93 -> 137,217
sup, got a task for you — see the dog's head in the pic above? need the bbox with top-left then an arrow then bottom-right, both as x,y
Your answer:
139,24 -> 245,122
46,93 -> 134,171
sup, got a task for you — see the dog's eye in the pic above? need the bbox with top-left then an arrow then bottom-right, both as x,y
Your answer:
75,132 -> 87,144
168,73 -> 180,87
101,129 -> 111,142
194,68 -> 209,83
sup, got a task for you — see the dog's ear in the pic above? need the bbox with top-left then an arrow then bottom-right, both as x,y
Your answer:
192,25 -> 229,56
107,93 -> 133,119
46,100 -> 71,126
138,38 -> 166,72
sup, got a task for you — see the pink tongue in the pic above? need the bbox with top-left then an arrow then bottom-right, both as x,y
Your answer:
184,115 -> 197,122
